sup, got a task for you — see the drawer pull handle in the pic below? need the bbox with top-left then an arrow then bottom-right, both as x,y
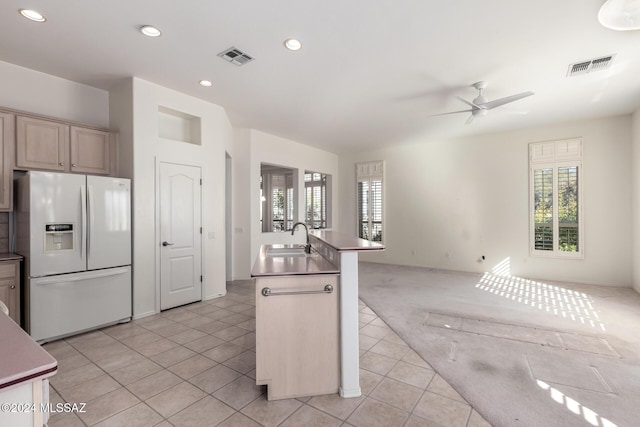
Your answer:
59,162 -> 64,166
261,284 -> 333,297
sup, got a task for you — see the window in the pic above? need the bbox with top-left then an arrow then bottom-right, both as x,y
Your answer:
529,139 -> 582,257
356,161 -> 384,242
260,163 -> 296,232
304,171 -> 331,229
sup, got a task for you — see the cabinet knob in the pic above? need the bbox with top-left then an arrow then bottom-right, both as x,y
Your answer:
59,162 -> 64,166
72,163 -> 77,167
10,285 -> 15,289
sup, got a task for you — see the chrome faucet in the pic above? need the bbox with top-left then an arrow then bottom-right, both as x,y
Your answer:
291,222 -> 312,254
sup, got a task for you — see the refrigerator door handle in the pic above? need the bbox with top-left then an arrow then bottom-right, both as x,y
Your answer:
80,184 -> 87,265
88,185 -> 94,261
32,267 -> 131,286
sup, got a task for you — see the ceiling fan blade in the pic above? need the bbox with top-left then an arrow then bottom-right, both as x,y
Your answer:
456,96 -> 482,110
482,91 -> 534,110
430,109 -> 473,117
465,114 -> 475,125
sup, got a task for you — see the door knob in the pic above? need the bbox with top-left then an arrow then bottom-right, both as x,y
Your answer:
162,241 -> 174,246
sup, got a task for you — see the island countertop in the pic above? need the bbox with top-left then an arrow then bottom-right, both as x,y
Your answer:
309,230 -> 385,252
251,244 -> 340,277
0,313 -> 57,390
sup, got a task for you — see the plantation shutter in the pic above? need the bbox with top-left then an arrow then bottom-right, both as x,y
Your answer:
529,139 -> 582,256
357,161 -> 384,242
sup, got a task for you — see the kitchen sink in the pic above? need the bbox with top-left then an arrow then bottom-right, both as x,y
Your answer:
266,247 -> 310,257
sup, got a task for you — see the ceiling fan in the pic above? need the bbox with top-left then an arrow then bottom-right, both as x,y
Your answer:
434,81 -> 534,124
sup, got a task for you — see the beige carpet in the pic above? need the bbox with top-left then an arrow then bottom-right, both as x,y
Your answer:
358,262 -> 640,427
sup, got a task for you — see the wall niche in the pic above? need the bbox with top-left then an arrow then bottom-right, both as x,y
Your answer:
157,106 -> 201,145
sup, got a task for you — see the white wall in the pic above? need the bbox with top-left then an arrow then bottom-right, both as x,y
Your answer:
230,129 -> 340,279
632,109 -> 640,293
108,79 -> 134,180
0,60 -> 109,126
340,115 -> 633,287
231,129 -> 252,281
111,78 -> 232,318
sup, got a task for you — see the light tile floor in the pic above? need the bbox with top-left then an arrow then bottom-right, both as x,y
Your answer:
44,280 -> 491,427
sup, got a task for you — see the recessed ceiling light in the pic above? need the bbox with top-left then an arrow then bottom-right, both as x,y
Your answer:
284,38 -> 302,51
199,80 -> 213,87
139,25 -> 162,37
19,9 -> 46,22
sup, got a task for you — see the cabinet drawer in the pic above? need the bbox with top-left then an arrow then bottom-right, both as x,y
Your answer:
0,262 -> 17,279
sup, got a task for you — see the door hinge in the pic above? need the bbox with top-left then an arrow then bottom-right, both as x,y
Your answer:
200,227 -> 203,234
200,178 -> 202,185
200,275 -> 203,282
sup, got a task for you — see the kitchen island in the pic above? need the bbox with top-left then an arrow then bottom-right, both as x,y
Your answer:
0,311 -> 57,427
251,232 -> 384,400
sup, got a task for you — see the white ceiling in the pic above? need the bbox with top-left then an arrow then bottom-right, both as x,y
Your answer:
1,0 -> 640,153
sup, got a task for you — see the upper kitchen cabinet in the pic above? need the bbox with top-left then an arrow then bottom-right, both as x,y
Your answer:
0,112 -> 14,210
15,115 -> 115,176
16,115 -> 68,172
70,126 -> 113,175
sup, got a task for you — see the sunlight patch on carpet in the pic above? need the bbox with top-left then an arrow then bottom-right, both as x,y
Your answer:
476,257 -> 606,331
536,380 -> 618,427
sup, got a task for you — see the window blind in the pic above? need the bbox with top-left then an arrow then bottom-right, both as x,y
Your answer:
304,171 -> 329,229
529,139 -> 582,257
356,161 -> 384,243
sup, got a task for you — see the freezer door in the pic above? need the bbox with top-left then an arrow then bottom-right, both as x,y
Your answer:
29,267 -> 132,342
87,176 -> 131,270
28,172 -> 87,277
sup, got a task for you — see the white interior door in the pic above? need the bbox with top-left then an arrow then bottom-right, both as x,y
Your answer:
159,162 -> 202,310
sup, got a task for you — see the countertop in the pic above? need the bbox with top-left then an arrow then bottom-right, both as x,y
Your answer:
0,253 -> 23,262
0,313 -> 57,390
251,244 -> 340,277
309,230 -> 385,252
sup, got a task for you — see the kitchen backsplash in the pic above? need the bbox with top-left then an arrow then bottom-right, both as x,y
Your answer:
0,213 -> 8,253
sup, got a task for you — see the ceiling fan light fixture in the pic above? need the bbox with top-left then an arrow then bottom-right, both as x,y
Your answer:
19,9 -> 46,22
140,25 -> 162,37
598,0 -> 640,31
433,80 -> 534,124
284,38 -> 302,51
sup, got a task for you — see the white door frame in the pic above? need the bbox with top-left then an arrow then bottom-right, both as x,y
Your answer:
154,158 -> 204,312
225,152 -> 232,282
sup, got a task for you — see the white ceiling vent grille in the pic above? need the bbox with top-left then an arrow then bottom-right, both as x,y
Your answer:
218,47 -> 254,66
567,55 -> 615,77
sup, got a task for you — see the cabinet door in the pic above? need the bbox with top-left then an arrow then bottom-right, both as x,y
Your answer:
0,112 -> 14,210
70,126 -> 112,175
0,262 -> 19,325
256,275 -> 339,400
16,116 -> 68,171
0,278 -> 19,325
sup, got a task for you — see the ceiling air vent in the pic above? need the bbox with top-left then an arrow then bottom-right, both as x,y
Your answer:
567,55 -> 615,77
218,47 -> 254,66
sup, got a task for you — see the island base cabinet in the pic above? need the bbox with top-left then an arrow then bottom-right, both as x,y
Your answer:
255,274 -> 339,400
0,379 -> 50,427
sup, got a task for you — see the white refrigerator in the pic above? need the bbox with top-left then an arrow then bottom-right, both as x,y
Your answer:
16,171 -> 132,343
